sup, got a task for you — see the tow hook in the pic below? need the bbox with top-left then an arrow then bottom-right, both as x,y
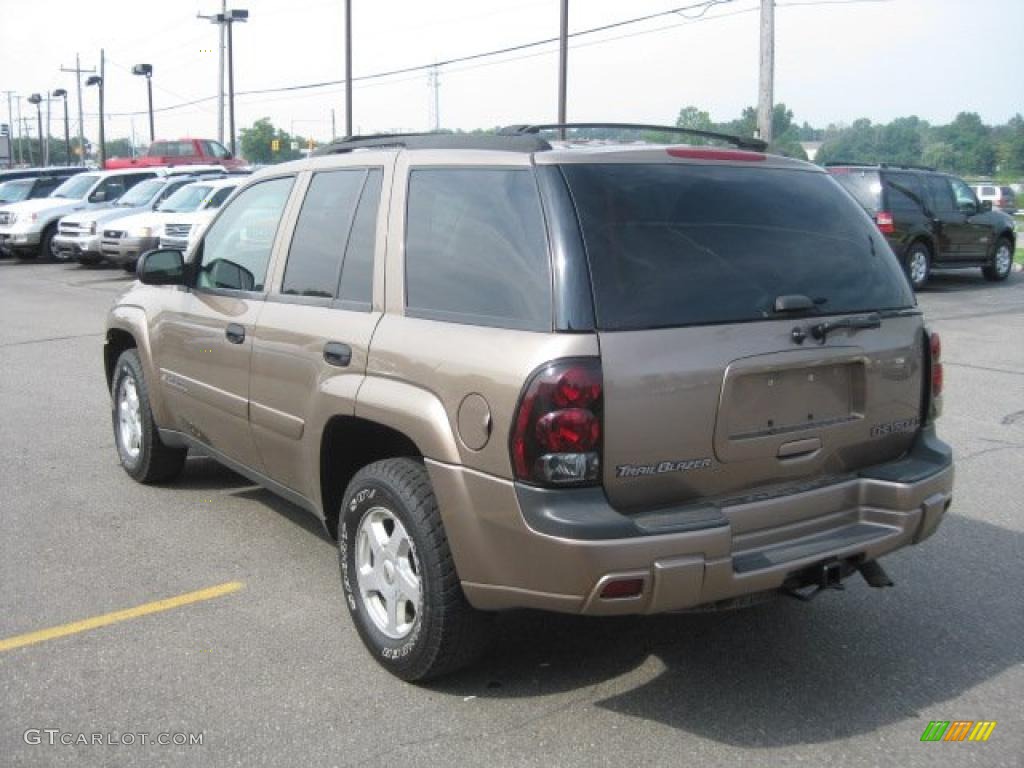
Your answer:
858,559 -> 894,588
781,560 -> 846,602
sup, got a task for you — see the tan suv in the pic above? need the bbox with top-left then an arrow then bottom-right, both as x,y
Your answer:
104,125 -> 954,681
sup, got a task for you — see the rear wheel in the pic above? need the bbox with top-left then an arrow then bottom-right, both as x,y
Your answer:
112,349 -> 187,483
982,238 -> 1013,282
905,242 -> 931,290
339,458 -> 491,681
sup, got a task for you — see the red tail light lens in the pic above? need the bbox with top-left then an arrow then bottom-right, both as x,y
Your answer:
511,359 -> 602,486
875,211 -> 895,234
930,332 -> 943,399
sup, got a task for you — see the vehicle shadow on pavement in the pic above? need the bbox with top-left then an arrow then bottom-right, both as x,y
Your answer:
924,270 -> 1012,292
431,513 -> 1022,746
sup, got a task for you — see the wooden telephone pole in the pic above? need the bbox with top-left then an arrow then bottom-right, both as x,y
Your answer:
757,0 -> 774,144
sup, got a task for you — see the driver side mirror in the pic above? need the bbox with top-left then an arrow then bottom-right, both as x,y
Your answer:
89,189 -> 106,203
137,248 -> 185,286
957,200 -> 978,216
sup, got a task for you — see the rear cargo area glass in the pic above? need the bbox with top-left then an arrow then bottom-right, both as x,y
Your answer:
562,164 -> 912,331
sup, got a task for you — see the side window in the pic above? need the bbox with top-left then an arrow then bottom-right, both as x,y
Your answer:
124,173 -> 156,191
884,172 -> 925,214
93,177 -> 126,202
281,170 -> 366,298
196,176 -> 294,292
404,169 -> 551,331
950,178 -> 977,209
338,169 -> 382,305
925,175 -> 955,214
33,177 -> 63,197
208,186 -> 235,208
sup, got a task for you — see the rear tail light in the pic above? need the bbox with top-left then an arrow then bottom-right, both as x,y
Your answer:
511,359 -> 602,487
923,330 -> 943,424
930,332 -> 943,399
875,211 -> 895,234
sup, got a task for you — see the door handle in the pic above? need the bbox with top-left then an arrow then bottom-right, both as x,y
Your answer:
323,341 -> 352,367
225,323 -> 245,344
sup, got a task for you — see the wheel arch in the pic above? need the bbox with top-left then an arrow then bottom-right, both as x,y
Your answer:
104,305 -> 170,424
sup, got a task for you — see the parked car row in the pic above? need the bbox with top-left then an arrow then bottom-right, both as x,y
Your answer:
0,164 -> 245,269
826,163 -> 1017,289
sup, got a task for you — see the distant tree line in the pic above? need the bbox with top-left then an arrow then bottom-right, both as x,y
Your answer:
672,104 -> 1024,178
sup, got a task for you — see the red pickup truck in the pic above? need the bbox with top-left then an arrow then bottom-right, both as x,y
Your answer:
104,138 -> 246,170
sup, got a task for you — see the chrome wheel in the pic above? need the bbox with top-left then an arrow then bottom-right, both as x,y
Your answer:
355,507 -> 421,640
117,375 -> 143,461
908,249 -> 928,287
994,243 -> 1012,277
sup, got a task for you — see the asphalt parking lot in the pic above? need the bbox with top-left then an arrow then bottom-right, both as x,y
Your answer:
1,260 -> 1022,768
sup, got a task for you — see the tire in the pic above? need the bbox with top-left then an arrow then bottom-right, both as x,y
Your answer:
339,458 -> 492,681
904,241 -> 931,290
111,349 -> 187,483
35,224 -> 58,261
982,238 -> 1013,282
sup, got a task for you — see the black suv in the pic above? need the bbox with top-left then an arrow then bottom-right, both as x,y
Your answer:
827,163 -> 1016,289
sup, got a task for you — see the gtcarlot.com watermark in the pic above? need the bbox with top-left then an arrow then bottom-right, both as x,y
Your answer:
24,729 -> 203,747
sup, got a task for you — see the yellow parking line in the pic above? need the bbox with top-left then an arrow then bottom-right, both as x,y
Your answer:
0,581 -> 245,653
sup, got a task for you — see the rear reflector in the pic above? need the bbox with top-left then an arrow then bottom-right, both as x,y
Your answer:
600,578 -> 645,599
666,147 -> 766,162
875,211 -> 895,234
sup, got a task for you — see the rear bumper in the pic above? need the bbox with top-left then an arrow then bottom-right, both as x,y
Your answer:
430,427 -> 953,615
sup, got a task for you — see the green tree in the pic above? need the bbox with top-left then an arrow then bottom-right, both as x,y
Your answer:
239,117 -> 306,164
935,112 -> 995,175
994,114 -> 1024,174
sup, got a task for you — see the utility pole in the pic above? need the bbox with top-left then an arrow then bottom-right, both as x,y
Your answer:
757,0 -> 774,144
61,54 -> 95,166
44,95 -> 51,166
99,50 -> 106,166
219,0 -> 226,144
15,96 -> 24,164
2,91 -> 15,167
331,108 -> 336,141
345,0 -> 353,137
427,66 -> 440,132
557,0 -> 568,139
23,117 -> 34,165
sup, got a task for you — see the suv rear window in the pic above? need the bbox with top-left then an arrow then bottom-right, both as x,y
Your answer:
563,164 -> 913,331
828,168 -> 882,213
405,169 -> 551,331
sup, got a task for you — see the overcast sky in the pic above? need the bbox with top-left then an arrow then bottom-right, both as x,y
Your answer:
1,0 -> 1021,147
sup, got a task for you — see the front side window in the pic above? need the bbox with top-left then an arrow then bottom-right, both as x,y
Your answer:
405,168 -> 551,331
950,178 -> 977,209
195,176 -> 294,292
51,174 -> 99,199
563,163 -> 913,331
115,178 -> 165,207
282,169 -> 367,298
158,184 -> 212,213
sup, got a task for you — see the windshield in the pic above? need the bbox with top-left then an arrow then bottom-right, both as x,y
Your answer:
51,174 -> 99,199
0,179 -> 34,203
115,178 -> 165,207
158,184 -> 212,213
562,163 -> 914,331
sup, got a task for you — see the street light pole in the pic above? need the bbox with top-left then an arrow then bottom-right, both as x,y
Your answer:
28,94 -> 43,166
53,89 -> 70,164
345,0 -> 352,137
132,64 -> 155,142
557,0 -> 568,140
86,75 -> 104,166
222,9 -> 248,156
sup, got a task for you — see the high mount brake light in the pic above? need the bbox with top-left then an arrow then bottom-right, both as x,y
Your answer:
511,360 -> 603,487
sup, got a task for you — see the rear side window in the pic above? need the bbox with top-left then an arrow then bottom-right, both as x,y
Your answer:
283,170 -> 367,298
563,163 -> 913,331
884,172 -> 927,214
924,175 -> 955,214
338,170 -> 382,305
405,169 -> 551,331
829,169 -> 881,214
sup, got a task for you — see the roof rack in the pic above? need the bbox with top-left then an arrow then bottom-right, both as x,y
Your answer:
824,161 -> 937,172
499,123 -> 768,152
313,132 -> 551,155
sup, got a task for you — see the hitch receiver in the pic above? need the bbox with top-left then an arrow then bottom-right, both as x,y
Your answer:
782,559 -> 847,602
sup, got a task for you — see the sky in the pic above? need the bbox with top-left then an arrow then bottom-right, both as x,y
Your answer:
1,0 -> 1022,149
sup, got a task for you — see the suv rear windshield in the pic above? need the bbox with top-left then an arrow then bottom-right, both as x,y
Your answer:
829,168 -> 882,214
562,164 -> 913,331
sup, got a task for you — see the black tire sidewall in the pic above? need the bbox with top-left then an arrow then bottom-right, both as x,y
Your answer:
339,474 -> 434,678
905,243 -> 930,290
111,351 -> 153,479
991,238 -> 1013,280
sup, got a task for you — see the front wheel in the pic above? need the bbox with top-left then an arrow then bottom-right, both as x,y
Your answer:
905,242 -> 931,290
112,349 -> 187,483
982,238 -> 1013,282
339,458 -> 491,681
36,224 -> 58,261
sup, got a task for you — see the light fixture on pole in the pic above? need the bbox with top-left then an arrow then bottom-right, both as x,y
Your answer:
52,89 -> 70,164
132,64 -> 155,142
209,9 -> 248,156
86,75 -> 104,165
27,94 -> 44,166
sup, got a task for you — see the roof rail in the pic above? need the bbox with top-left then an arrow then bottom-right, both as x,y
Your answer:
499,123 -> 768,151
824,161 -> 937,172
313,131 -> 551,155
